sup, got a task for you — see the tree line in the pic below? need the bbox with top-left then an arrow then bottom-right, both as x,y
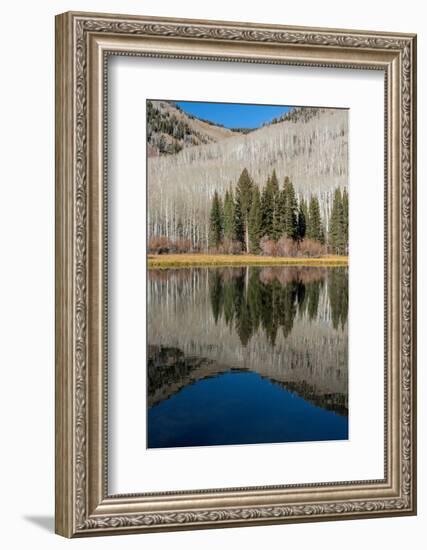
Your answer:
209,168 -> 348,256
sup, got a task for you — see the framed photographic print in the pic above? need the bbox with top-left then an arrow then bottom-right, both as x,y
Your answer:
55,11 -> 417,537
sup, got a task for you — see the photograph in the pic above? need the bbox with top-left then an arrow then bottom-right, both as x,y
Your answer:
146,100 -> 349,448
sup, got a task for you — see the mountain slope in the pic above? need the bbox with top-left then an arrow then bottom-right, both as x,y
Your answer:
147,100 -> 240,157
147,106 -> 348,247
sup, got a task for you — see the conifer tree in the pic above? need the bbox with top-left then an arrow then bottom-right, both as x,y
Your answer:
235,168 -> 253,252
234,189 -> 244,245
307,195 -> 321,241
297,198 -> 307,241
342,188 -> 349,253
248,185 -> 262,253
307,195 -> 322,241
283,177 -> 298,240
223,187 -> 236,241
219,195 -> 224,236
272,196 -> 283,241
270,170 -> 282,240
319,221 -> 326,245
270,169 -> 279,195
303,199 -> 310,236
261,170 -> 282,240
328,188 -> 345,254
276,186 -> 288,239
209,190 -> 223,248
261,176 -> 274,238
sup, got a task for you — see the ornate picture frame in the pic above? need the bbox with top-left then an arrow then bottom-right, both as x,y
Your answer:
55,11 -> 417,537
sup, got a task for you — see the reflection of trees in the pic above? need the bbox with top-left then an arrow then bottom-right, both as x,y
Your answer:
234,274 -> 253,346
149,267 -> 349,346
301,280 -> 323,321
257,277 -> 299,345
148,266 -> 348,412
328,267 -> 349,330
223,275 -> 237,326
209,270 -> 223,324
208,267 -> 342,347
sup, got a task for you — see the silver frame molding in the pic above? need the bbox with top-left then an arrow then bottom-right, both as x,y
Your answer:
55,11 -> 417,538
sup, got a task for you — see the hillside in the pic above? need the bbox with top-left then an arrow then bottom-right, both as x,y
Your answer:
147,100 -> 240,156
147,105 -> 348,249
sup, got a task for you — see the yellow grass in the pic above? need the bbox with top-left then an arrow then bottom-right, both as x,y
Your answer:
148,253 -> 348,268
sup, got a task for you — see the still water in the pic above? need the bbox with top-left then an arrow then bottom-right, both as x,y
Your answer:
147,266 -> 348,448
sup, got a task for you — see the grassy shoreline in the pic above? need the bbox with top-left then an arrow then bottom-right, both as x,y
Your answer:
148,253 -> 348,268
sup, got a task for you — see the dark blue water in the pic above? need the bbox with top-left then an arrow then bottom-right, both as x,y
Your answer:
148,371 -> 348,448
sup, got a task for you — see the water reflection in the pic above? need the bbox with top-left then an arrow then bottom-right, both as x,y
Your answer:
207,267 -> 348,346
147,266 -> 348,448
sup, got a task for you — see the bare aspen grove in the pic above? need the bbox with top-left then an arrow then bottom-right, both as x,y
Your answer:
147,102 -> 348,252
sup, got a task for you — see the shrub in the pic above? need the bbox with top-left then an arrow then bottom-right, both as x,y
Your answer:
148,237 -> 196,254
175,239 -> 192,254
298,239 -> 326,257
148,236 -> 172,254
276,237 -> 298,257
260,236 -> 278,257
219,239 -> 243,255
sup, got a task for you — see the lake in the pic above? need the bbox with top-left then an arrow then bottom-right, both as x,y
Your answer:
147,265 -> 348,448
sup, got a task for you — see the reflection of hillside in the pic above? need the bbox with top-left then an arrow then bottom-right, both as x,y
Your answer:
148,345 -> 348,415
148,267 -> 348,413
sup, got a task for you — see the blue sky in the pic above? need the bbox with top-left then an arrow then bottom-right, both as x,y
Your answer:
176,101 -> 292,129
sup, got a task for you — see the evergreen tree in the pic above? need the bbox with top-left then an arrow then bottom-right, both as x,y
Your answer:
259,170 -> 283,241
235,168 -> 253,252
270,169 -> 279,195
319,221 -> 326,245
223,187 -> 236,241
234,192 -> 244,245
283,177 -> 298,240
270,170 -> 282,240
307,195 -> 322,241
276,186 -> 288,239
297,198 -> 307,241
328,188 -> 345,254
219,195 -> 224,236
342,188 -> 349,253
209,190 -> 223,248
248,185 -> 262,253
303,198 -> 310,238
261,176 -> 274,237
